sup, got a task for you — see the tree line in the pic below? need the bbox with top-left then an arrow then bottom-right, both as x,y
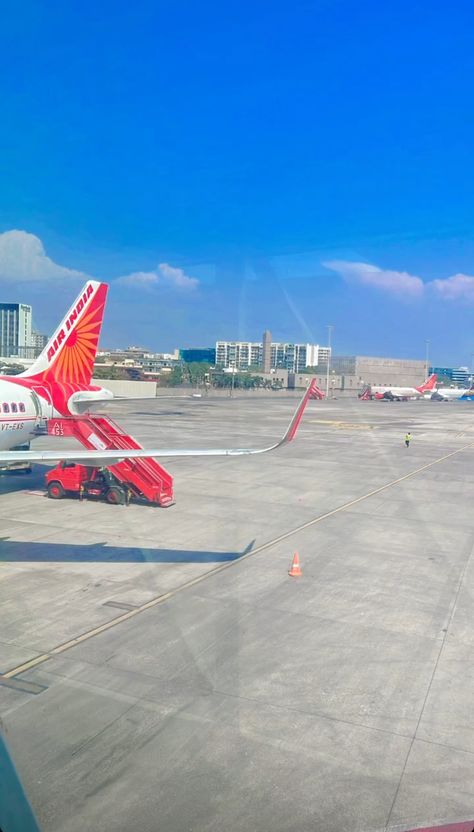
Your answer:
163,363 -> 283,389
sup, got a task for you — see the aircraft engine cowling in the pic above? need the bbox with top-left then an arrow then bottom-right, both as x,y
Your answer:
67,387 -> 114,414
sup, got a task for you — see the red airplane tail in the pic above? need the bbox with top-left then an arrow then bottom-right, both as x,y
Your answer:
20,281 -> 108,386
416,373 -> 437,393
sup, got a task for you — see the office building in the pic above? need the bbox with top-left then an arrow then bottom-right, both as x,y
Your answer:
430,366 -> 470,387
215,340 -> 331,372
0,303 -> 33,358
95,346 -> 181,377
271,343 -> 330,371
180,348 -> 216,364
215,341 -> 261,369
31,331 -> 48,355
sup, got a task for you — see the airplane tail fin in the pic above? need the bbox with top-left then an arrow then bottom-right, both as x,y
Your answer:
416,373 -> 437,393
20,281 -> 108,386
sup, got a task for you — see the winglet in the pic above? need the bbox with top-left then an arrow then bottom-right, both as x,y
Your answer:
278,379 -> 318,447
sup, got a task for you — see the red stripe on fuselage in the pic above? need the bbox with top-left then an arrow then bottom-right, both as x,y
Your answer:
0,376 -> 97,417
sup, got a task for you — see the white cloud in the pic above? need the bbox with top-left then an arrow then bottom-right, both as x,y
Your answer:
158,262 -> 199,290
116,271 -> 160,287
324,259 -> 474,303
116,262 -> 199,291
0,231 -> 201,294
430,273 -> 474,301
4,229 -> 474,307
323,260 -> 424,298
0,230 -> 88,282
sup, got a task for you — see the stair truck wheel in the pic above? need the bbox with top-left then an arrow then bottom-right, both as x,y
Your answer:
106,486 -> 126,505
47,481 -> 65,500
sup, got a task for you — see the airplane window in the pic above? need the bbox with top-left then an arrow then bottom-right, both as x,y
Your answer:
2,403 -> 9,413
11,403 -> 18,413
19,402 -> 25,412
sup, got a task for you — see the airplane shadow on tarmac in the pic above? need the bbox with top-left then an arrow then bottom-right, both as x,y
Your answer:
0,470 -> 45,495
0,538 -> 255,564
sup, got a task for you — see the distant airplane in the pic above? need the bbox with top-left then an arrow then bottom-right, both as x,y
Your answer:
431,386 -> 471,401
0,281 -> 315,467
366,373 -> 437,401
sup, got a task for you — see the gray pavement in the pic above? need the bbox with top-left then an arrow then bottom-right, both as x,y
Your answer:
1,395 -> 474,831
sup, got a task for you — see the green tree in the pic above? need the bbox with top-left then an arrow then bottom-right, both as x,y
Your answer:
186,362 -> 211,386
93,364 -> 132,380
211,372 -> 266,389
299,365 -> 324,374
161,366 -> 185,386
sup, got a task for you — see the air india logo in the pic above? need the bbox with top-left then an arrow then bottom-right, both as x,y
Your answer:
47,285 -> 94,362
43,284 -> 106,385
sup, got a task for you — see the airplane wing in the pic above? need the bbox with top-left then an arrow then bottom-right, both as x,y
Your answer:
107,395 -> 194,400
0,381 -> 317,465
71,393 -> 194,413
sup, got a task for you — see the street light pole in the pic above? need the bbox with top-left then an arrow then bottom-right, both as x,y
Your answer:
325,325 -> 333,399
425,339 -> 430,379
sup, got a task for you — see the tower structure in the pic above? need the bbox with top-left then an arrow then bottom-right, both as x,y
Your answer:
262,329 -> 272,373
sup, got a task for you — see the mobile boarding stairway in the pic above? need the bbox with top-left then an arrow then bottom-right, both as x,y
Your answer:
46,415 -> 174,507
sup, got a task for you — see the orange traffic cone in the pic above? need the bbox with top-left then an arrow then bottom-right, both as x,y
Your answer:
288,551 -> 302,577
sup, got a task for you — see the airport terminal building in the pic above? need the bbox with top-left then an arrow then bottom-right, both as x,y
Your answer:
335,355 -> 427,388
287,356 -> 427,393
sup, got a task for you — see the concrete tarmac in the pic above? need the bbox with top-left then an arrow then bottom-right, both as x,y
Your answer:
0,394 -> 474,831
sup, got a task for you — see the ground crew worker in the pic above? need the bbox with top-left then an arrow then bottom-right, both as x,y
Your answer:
79,482 -> 85,501
405,431 -> 412,448
125,486 -> 132,506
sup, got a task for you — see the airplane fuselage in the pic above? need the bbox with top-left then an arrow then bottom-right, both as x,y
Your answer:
371,386 -> 422,399
432,387 -> 470,401
0,376 -> 111,452
0,378 -> 39,450
369,374 -> 437,401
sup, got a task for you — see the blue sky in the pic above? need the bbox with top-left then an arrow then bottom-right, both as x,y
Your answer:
1,0 -> 474,364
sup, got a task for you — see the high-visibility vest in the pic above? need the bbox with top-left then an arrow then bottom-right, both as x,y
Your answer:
405,434 -> 411,442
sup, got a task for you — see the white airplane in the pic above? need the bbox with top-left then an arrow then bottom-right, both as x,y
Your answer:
430,387 -> 471,401
369,373 -> 437,401
0,280 -> 315,466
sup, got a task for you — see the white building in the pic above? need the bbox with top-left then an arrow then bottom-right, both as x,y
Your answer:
0,303 -> 33,358
215,341 -> 261,369
31,331 -> 48,354
215,340 -> 330,372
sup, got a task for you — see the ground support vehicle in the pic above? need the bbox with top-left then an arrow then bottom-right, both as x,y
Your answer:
45,463 -> 134,504
45,414 -> 175,507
